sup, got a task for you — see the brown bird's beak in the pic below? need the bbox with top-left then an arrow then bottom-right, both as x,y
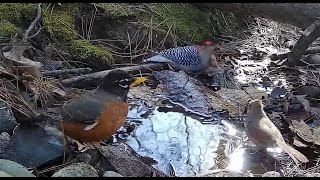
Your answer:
130,77 -> 147,87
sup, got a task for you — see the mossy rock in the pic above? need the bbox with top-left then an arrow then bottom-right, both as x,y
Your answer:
0,3 -> 37,23
42,3 -> 80,42
0,20 -> 21,37
0,3 -> 37,37
69,40 -> 113,71
97,3 -> 136,18
143,3 -> 213,43
136,3 -> 238,45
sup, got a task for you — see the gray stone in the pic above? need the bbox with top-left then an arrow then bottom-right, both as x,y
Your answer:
0,159 -> 35,177
0,171 -> 13,177
103,171 -> 123,177
0,124 -> 65,168
262,171 -> 281,177
200,170 -> 253,177
0,102 -> 17,134
0,132 -> 10,154
100,145 -> 167,177
52,162 -> 98,177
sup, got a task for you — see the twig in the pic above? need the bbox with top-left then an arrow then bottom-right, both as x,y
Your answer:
61,63 -> 169,88
23,3 -> 42,42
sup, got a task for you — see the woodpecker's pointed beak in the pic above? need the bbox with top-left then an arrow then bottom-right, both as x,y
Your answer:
130,77 -> 147,87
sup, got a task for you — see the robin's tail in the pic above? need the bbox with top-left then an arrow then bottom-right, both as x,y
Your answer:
276,140 -> 309,164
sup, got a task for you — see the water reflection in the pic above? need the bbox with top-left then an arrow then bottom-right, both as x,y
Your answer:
125,105 -> 245,177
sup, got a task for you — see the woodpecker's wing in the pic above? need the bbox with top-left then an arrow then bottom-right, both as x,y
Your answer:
159,46 -> 201,66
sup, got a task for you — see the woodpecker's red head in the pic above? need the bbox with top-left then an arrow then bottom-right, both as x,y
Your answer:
201,40 -> 214,46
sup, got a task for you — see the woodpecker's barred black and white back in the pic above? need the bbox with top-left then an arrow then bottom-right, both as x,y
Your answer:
159,46 -> 201,66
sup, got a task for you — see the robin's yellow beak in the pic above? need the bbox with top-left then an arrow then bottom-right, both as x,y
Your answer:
130,77 -> 147,87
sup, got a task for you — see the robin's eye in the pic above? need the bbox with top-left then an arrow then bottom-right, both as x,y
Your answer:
118,78 -> 131,88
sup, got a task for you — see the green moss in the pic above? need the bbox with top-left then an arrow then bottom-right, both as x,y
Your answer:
0,3 -> 37,23
137,3 -> 238,44
69,40 -> 113,68
98,3 -> 135,17
43,4 -> 79,42
146,3 -> 213,43
210,9 -> 238,34
0,20 -> 20,37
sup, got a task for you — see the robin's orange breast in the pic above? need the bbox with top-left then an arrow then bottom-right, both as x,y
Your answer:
61,102 -> 129,142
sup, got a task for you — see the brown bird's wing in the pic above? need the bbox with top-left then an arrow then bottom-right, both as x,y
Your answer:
259,117 -> 285,142
61,91 -> 120,125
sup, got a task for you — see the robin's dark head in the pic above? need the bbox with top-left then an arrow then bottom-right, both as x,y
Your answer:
98,70 -> 146,96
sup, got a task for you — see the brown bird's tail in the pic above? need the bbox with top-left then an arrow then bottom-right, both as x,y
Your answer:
276,140 -> 309,164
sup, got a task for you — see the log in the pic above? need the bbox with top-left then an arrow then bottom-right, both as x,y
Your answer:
60,63 -> 169,88
42,68 -> 92,77
270,46 -> 320,61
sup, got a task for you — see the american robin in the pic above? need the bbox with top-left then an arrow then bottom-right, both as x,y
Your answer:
245,99 -> 309,164
47,70 -> 147,149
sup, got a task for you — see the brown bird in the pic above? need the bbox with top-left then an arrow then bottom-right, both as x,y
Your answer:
245,99 -> 309,164
43,70 -> 146,150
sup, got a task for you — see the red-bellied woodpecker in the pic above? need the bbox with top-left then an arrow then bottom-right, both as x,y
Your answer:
143,40 -> 217,74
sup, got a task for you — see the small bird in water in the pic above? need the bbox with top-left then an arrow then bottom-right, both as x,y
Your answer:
245,99 -> 309,164
143,40 -> 217,75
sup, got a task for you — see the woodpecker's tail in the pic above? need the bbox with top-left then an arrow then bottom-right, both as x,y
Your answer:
276,140 -> 309,164
143,55 -> 173,63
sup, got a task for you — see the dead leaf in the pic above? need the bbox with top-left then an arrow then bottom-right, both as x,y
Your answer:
291,119 -> 320,145
291,120 -> 314,143
293,137 -> 308,147
2,45 -> 42,79
204,87 -> 266,116
52,88 -> 66,97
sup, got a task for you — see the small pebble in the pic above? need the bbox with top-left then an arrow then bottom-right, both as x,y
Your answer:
103,171 -> 123,177
52,162 -> 98,177
262,171 -> 281,177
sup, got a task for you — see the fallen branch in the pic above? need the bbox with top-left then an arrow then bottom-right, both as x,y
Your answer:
42,68 -> 92,77
61,63 -> 169,88
23,3 -> 42,42
270,46 -> 320,61
286,17 -> 320,66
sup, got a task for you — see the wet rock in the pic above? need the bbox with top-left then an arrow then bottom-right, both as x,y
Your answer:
0,132 -> 10,154
294,85 -> 320,98
153,70 -> 215,118
292,172 -> 313,177
52,162 -> 98,177
262,171 -> 281,177
0,159 -> 35,177
270,86 -> 287,99
200,170 -> 253,177
0,102 -> 18,134
103,171 -> 123,177
302,54 -> 320,65
72,153 -> 92,164
284,40 -> 296,49
0,124 -> 66,168
100,144 -> 167,177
